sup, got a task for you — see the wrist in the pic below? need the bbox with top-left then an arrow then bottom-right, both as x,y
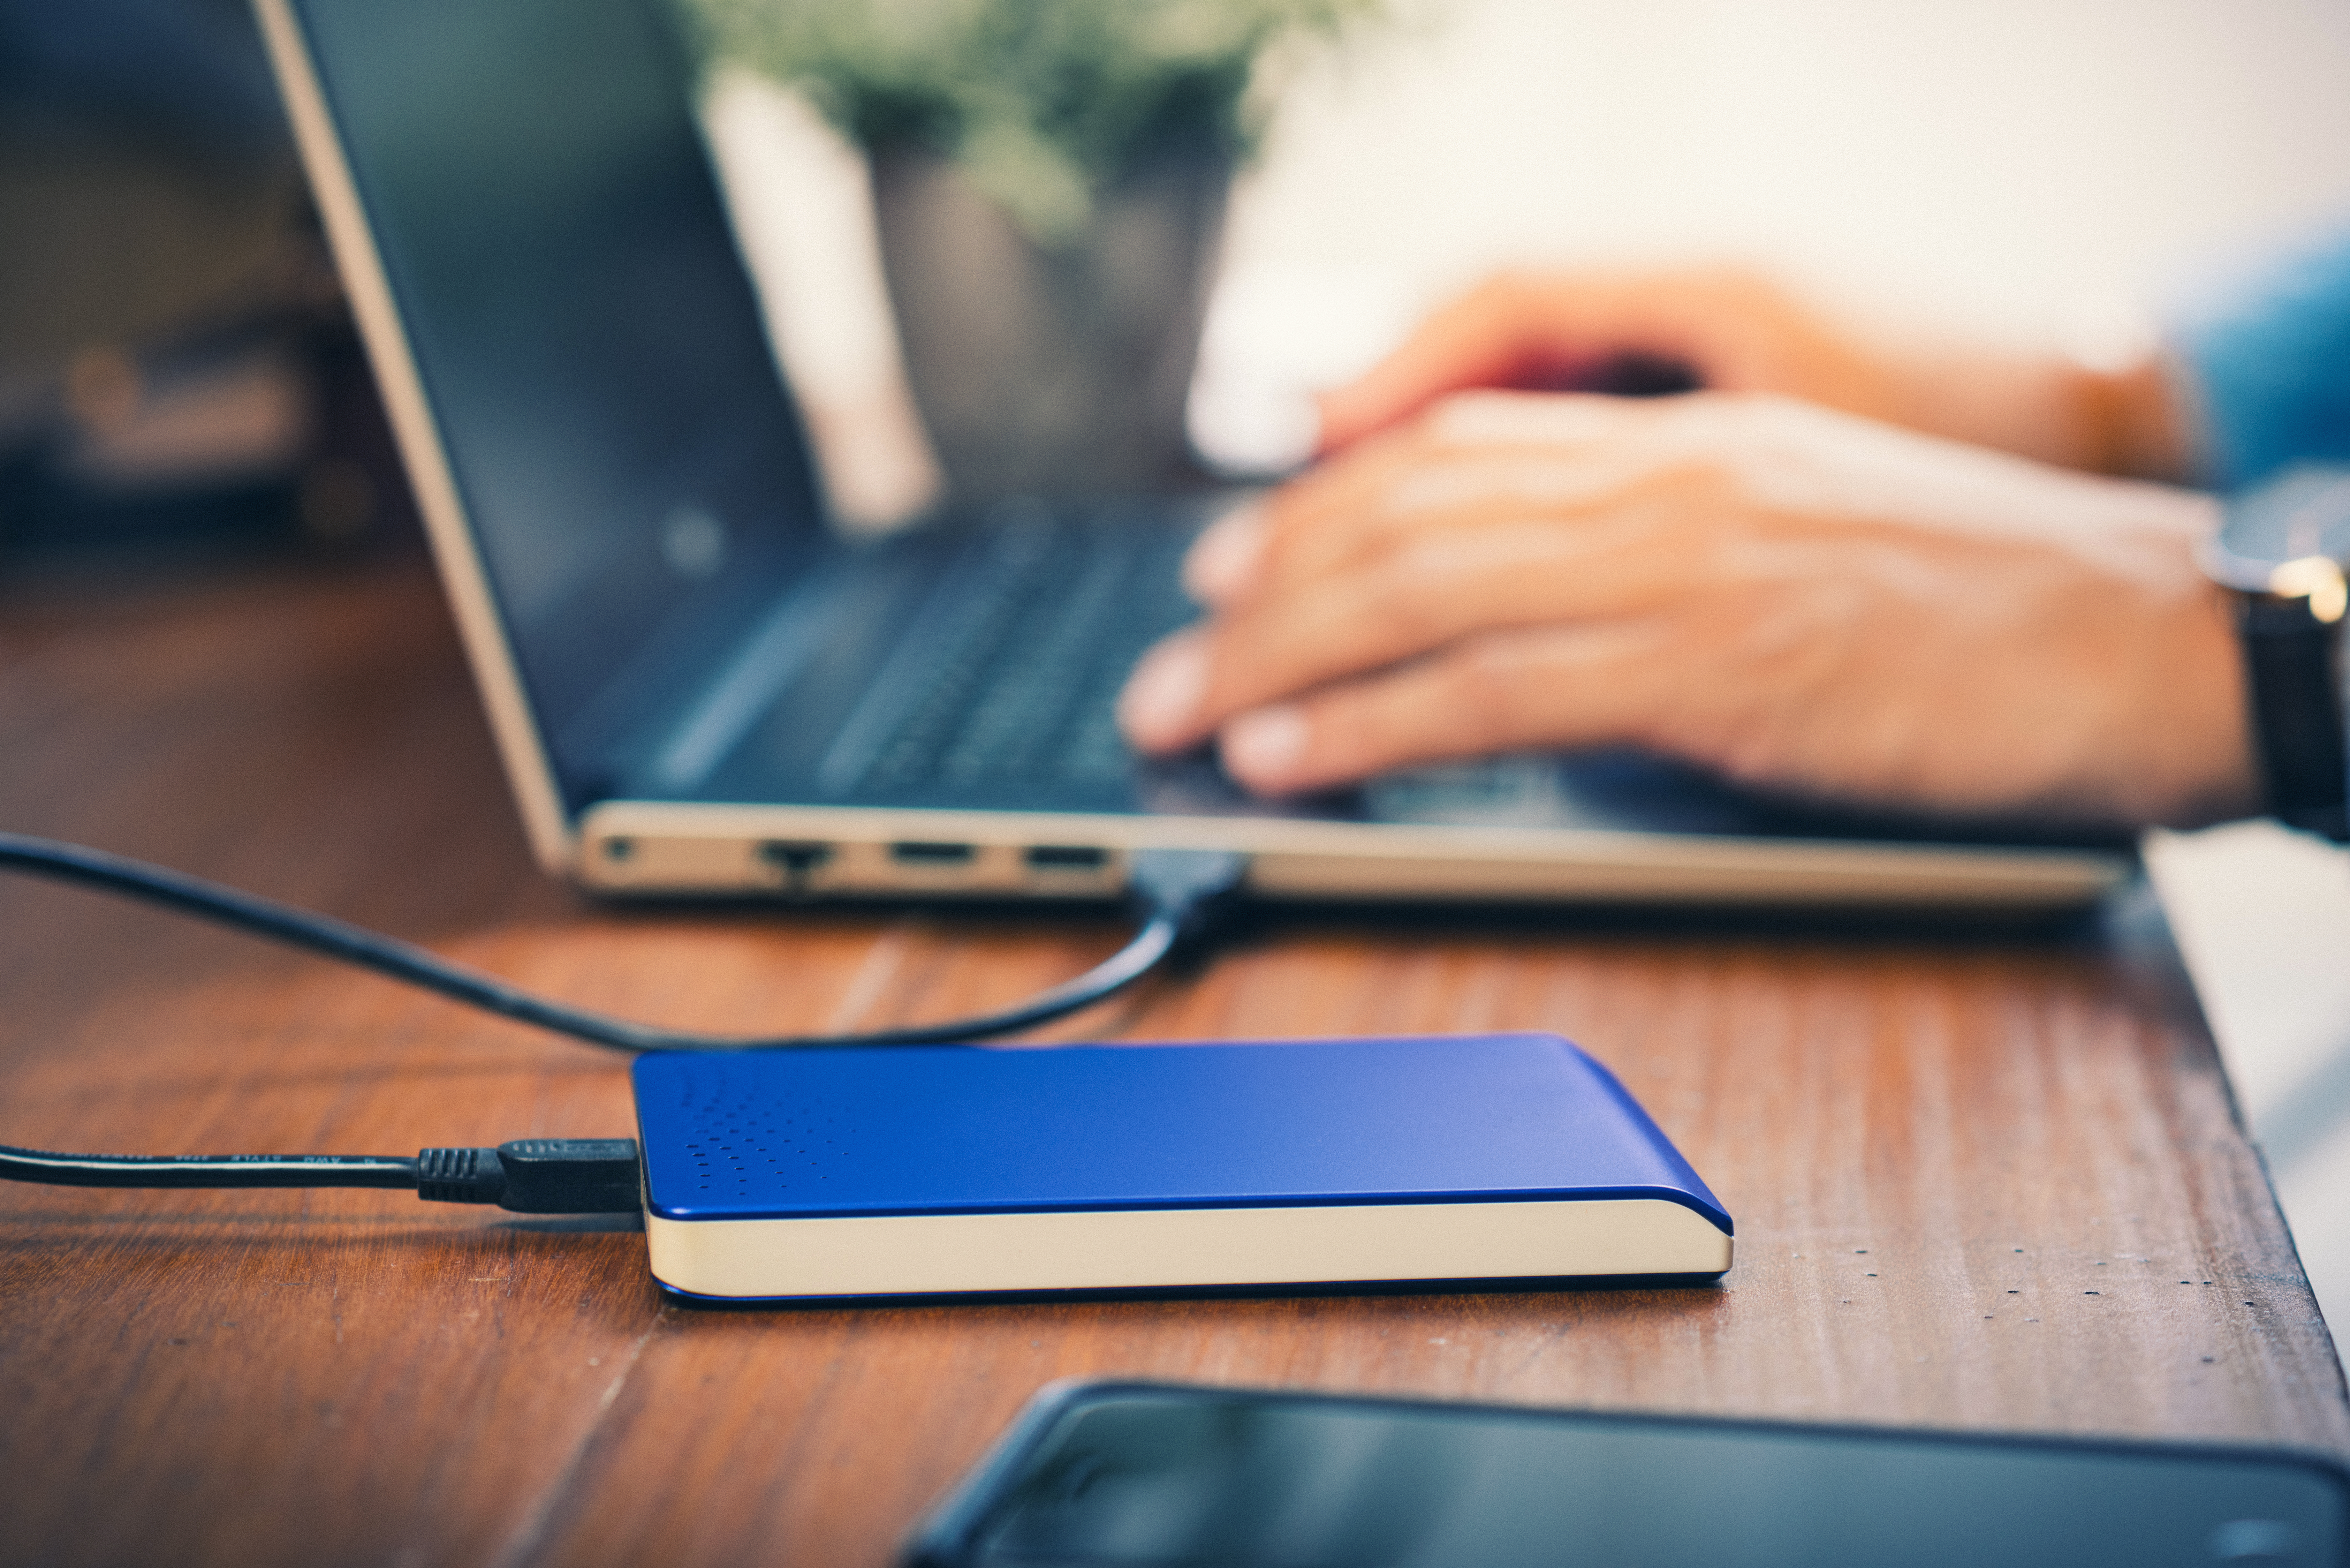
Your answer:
2046,295 -> 2195,482
2069,354 -> 2197,484
2115,566 -> 2262,830
1879,343 -> 2134,477
2200,467 -> 2350,840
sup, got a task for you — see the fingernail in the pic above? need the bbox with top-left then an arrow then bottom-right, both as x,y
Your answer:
1221,704 -> 1310,786
1117,636 -> 1209,747
1183,505 -> 1268,606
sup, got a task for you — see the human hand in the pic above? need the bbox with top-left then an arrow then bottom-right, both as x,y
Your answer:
1315,268 -> 2191,482
1119,391 -> 2253,829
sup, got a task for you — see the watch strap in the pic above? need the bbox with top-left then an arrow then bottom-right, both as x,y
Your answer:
2237,592 -> 2350,840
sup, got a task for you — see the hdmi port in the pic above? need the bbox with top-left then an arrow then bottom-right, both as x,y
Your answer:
1025,845 -> 1108,870
889,841 -> 977,865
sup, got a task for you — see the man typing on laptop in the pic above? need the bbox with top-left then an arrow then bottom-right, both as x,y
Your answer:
260,0 -> 2260,906
1119,249 -> 2350,843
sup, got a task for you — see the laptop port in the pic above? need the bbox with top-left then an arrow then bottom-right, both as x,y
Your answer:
889,841 -> 977,865
1024,845 -> 1108,871
758,841 -> 832,874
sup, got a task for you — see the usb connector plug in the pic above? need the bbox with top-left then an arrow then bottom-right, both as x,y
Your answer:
415,1139 -> 642,1213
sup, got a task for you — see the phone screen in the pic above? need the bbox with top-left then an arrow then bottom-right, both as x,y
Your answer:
907,1382 -> 2348,1567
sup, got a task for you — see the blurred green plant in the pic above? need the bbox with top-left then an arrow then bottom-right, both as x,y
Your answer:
680,0 -> 1382,244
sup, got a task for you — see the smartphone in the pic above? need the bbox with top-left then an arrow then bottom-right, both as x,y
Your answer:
902,1381 -> 2350,1567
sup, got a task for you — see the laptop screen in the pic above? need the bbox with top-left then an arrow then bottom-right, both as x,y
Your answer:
295,0 -> 826,803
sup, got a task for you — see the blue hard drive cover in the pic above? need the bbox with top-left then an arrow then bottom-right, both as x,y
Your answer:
631,1033 -> 1729,1230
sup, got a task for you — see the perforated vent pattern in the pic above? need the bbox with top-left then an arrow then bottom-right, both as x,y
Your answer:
671,1077 -> 851,1199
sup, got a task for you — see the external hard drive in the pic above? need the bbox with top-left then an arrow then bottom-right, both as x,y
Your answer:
632,1032 -> 1732,1303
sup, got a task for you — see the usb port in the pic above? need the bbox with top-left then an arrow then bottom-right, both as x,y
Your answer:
1025,845 -> 1108,870
758,841 -> 832,874
889,841 -> 977,865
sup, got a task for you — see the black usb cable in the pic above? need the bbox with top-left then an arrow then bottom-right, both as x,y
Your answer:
0,833 -> 1249,1209
0,1138 -> 644,1213
0,834 -> 1247,1051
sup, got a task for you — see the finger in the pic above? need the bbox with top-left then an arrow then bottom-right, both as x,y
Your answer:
1216,508 -> 1691,709
1217,619 -> 1680,794
1178,431 -> 1445,612
1181,503 -> 1268,607
1118,629 -> 1213,751
1257,412 -> 1490,568
1315,275 -> 1566,453
1244,395 -> 1720,605
1126,504 -> 1703,751
1314,269 -> 1751,453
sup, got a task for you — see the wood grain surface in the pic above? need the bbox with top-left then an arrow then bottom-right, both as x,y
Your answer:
0,553 -> 2343,1567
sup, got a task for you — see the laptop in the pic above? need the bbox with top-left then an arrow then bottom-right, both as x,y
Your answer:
253,0 -> 2132,912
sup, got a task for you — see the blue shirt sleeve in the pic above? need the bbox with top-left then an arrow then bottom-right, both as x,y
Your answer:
2171,230 -> 2350,491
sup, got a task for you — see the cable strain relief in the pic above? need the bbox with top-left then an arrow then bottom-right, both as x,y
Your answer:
415,1146 -> 506,1204
1126,847 -> 1250,942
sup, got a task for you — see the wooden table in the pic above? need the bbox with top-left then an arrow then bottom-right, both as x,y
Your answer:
1,552 -> 2343,1567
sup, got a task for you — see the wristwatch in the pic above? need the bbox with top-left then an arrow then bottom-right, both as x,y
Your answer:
2199,464 -> 2350,840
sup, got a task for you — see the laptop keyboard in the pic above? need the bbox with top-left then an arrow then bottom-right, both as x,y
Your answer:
818,505 -> 1205,793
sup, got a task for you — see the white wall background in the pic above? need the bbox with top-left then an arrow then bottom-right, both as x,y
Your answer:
1228,0 -> 2350,337
1197,0 -> 2350,457
715,0 -> 2350,508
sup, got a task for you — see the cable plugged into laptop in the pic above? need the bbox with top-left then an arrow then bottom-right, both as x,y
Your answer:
0,833 -> 1250,1052
0,1137 -> 644,1213
1126,847 -> 1250,946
